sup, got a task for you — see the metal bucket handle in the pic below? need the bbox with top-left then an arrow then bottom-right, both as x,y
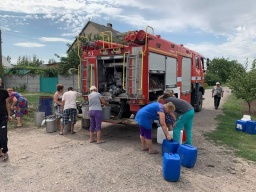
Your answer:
45,115 -> 56,120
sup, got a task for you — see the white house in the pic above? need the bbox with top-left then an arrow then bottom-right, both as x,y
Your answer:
2,56 -> 13,68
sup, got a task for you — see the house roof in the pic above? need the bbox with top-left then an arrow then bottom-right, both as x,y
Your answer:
67,21 -> 124,53
2,56 -> 13,68
82,21 -> 122,36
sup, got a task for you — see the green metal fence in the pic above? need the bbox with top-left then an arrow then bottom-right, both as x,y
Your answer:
40,77 -> 58,93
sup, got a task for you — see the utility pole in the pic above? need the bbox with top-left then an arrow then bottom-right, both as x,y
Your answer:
0,29 -> 2,76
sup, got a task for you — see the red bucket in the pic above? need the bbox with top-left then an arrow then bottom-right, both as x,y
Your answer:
182,129 -> 186,142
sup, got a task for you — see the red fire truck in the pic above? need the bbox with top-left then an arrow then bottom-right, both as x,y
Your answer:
79,26 -> 208,120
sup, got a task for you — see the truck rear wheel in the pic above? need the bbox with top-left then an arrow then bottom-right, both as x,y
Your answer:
120,102 -> 131,118
113,101 -> 131,119
194,92 -> 203,112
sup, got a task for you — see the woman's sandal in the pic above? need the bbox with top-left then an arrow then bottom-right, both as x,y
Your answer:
149,150 -> 159,154
97,141 -> 106,144
2,153 -> 8,161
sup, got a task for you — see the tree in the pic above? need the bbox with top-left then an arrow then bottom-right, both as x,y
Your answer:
48,59 -> 57,64
205,73 -> 220,86
228,60 -> 256,114
57,33 -> 102,76
206,57 -> 244,85
250,58 -> 256,70
6,56 -> 11,63
55,45 -> 80,76
17,55 -> 44,67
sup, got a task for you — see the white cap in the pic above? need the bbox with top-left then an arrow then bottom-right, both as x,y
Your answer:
216,82 -> 220,85
89,86 -> 97,91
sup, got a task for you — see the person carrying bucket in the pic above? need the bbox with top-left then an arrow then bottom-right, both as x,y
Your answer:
158,89 -> 195,145
135,102 -> 175,154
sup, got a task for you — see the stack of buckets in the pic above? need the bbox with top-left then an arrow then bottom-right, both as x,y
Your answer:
158,126 -> 198,182
236,115 -> 256,135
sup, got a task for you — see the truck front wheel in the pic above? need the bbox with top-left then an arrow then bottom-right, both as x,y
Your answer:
194,92 -> 203,112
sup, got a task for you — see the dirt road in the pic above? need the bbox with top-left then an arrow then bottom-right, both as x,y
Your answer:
1,88 -> 256,192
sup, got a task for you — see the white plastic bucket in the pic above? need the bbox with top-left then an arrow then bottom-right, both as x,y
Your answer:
157,127 -> 183,144
241,115 -> 251,121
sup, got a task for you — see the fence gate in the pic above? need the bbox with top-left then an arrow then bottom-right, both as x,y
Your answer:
40,77 -> 58,93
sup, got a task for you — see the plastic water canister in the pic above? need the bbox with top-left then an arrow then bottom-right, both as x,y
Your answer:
245,120 -> 256,135
157,127 -> 167,144
235,120 -> 246,132
162,139 -> 180,156
157,127 -> 183,144
162,153 -> 181,182
177,144 -> 198,168
182,129 -> 186,142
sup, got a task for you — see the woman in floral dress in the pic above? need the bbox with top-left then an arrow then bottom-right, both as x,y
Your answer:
9,91 -> 28,127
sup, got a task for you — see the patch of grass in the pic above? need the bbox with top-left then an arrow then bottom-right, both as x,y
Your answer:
205,95 -> 256,162
9,92 -> 84,129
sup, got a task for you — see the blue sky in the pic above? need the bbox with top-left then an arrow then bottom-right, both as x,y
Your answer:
1,0 -> 256,68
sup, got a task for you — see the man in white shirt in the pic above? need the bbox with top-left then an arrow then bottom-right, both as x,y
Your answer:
60,87 -> 82,135
211,82 -> 224,110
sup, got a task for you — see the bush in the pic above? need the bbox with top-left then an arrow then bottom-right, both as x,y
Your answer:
13,83 -> 27,93
205,73 -> 220,86
5,67 -> 58,77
